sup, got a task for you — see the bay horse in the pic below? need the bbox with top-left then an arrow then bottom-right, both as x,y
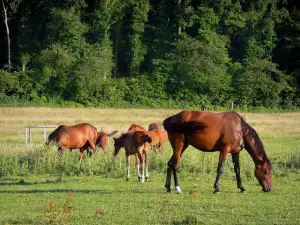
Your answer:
113,131 -> 152,182
47,123 -> 117,162
163,110 -> 272,194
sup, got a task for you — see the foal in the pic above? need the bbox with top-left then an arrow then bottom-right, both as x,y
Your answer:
96,130 -> 118,152
113,131 -> 152,182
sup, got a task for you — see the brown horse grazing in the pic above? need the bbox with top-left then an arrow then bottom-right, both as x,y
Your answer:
48,123 -> 98,161
96,130 -> 118,152
163,110 -> 272,194
113,131 -> 152,182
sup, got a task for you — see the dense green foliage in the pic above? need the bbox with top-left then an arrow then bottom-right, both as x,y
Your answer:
1,0 -> 300,109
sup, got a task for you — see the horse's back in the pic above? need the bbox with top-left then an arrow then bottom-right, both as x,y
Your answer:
121,131 -> 151,154
164,111 -> 243,152
166,110 -> 240,127
148,123 -> 164,131
147,129 -> 166,144
48,123 -> 97,149
127,124 -> 147,133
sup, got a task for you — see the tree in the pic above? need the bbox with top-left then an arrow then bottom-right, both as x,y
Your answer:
1,0 -> 21,72
129,0 -> 150,76
168,35 -> 231,106
232,59 -> 294,107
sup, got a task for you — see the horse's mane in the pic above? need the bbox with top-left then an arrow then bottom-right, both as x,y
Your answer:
240,116 -> 272,168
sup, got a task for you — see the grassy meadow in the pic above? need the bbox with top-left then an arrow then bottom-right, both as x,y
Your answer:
0,107 -> 300,224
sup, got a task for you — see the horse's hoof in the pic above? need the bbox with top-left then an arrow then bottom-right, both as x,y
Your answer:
175,186 -> 182,194
166,189 -> 172,193
145,177 -> 149,182
213,190 -> 220,194
126,178 -> 129,182
240,190 -> 246,193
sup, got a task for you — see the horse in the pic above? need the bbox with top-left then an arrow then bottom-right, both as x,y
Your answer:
128,124 -> 167,157
96,130 -> 118,152
113,131 -> 152,182
47,123 -> 114,162
163,110 -> 272,194
47,123 -> 97,161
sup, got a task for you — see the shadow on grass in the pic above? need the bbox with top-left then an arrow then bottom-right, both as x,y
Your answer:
0,189 -> 114,194
0,177 -> 63,186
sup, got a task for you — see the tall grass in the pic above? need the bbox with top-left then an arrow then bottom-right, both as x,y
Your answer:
1,142 -> 299,182
0,107 -> 300,182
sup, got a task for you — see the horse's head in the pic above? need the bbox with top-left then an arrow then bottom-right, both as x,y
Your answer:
113,137 -> 121,156
255,159 -> 272,192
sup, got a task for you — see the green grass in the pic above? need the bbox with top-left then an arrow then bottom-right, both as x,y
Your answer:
1,174 -> 300,225
0,108 -> 300,224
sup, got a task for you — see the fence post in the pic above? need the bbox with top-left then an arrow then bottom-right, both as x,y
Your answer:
25,127 -> 28,145
44,127 -> 47,141
29,127 -> 31,145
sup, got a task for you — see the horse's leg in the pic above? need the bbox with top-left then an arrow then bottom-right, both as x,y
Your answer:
58,146 -> 63,157
144,149 -> 149,182
137,153 -> 144,182
152,144 -> 157,154
231,152 -> 246,193
84,146 -> 92,157
165,161 -> 173,192
101,144 -> 107,153
135,154 -> 141,181
160,141 -> 165,159
88,140 -> 96,156
126,153 -> 130,181
79,148 -> 84,164
213,150 -> 229,193
165,133 -> 188,194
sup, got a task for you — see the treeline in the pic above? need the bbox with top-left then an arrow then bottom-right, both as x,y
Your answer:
1,0 -> 300,110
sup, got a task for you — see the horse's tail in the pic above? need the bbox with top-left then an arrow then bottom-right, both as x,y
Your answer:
163,116 -> 207,134
240,116 -> 270,165
108,130 -> 118,137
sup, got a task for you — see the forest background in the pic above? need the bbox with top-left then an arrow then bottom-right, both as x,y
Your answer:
1,0 -> 300,110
